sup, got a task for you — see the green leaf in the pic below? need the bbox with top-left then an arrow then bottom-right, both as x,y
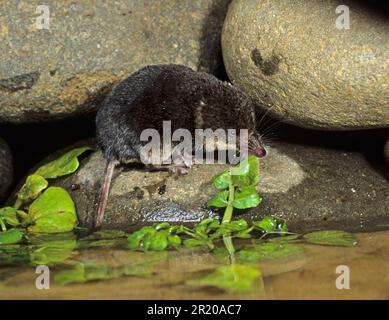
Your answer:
253,216 -> 288,233
207,190 -> 229,208
0,229 -> 24,245
230,158 -> 249,177
232,186 -> 261,209
127,227 -> 155,250
28,187 -> 77,233
128,230 -> 147,250
211,219 -> 249,239
194,217 -> 220,237
146,231 -> 169,251
183,238 -> 211,248
34,147 -> 92,179
236,242 -> 304,262
235,231 -> 252,239
230,156 -> 260,188
155,222 -> 171,231
167,234 -> 181,246
15,175 -> 48,207
303,230 -> 357,247
187,264 -> 261,292
212,170 -> 231,190
0,207 -> 20,230
246,155 -> 260,186
268,234 -> 300,242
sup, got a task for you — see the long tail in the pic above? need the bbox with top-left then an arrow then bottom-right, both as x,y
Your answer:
95,160 -> 116,229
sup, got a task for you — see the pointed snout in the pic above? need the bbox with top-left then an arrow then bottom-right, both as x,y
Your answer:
253,146 -> 267,158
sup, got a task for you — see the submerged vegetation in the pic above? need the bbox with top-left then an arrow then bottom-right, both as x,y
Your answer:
0,148 -> 357,293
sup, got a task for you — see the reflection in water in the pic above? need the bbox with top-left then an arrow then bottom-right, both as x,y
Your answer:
0,231 -> 388,299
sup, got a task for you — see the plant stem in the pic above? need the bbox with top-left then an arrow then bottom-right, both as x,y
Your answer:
0,218 -> 6,231
13,199 -> 22,210
223,235 -> 236,264
222,179 -> 236,263
16,210 -> 29,221
222,180 -> 234,224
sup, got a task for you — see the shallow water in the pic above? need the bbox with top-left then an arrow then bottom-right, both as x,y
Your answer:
0,230 -> 388,299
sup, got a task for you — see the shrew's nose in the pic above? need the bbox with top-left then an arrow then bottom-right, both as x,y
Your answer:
255,147 -> 267,158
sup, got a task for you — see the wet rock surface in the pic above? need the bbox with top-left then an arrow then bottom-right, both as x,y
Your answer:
0,137 -> 13,201
222,0 -> 389,130
26,140 -> 389,233
0,0 -> 230,123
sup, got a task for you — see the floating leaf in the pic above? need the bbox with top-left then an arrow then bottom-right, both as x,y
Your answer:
187,264 -> 261,292
212,170 -> 231,190
207,190 -> 229,208
15,175 -> 48,208
232,186 -> 261,209
236,242 -> 304,262
303,230 -> 357,247
35,147 -> 92,179
0,207 -> 20,231
268,234 -> 300,242
28,187 -> 77,233
0,229 -> 24,245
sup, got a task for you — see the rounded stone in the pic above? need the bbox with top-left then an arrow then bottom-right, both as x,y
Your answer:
222,0 -> 389,130
0,0 -> 230,123
0,137 -> 13,200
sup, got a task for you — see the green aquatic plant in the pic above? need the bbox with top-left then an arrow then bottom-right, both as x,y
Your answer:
303,230 -> 357,247
208,155 -> 261,223
0,207 -> 20,231
0,229 -> 24,245
126,156 -> 289,253
0,148 -> 359,294
0,147 -> 91,236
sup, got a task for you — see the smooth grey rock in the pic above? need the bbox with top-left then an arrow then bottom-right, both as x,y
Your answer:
22,140 -> 389,233
0,0 -> 230,123
222,0 -> 389,130
0,137 -> 13,200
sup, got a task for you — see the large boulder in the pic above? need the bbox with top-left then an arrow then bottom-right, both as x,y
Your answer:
18,140 -> 389,233
0,0 -> 230,123
0,137 -> 13,201
222,0 -> 389,130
